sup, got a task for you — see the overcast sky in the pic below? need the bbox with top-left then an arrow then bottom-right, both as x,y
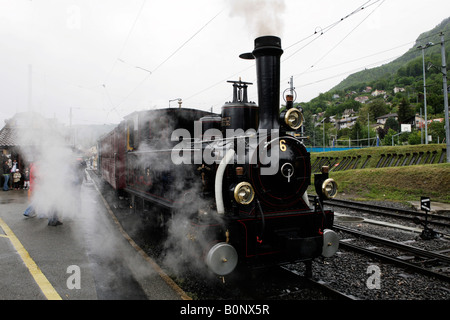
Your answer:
1,0 -> 449,126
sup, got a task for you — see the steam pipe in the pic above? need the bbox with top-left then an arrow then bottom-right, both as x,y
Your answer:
215,149 -> 235,214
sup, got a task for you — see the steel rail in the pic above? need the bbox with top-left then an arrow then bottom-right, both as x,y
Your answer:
335,224 -> 450,265
326,198 -> 450,223
339,241 -> 450,283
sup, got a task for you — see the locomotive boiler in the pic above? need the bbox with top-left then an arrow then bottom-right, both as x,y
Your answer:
98,36 -> 339,277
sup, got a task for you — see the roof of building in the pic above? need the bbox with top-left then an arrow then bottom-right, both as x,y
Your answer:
376,113 -> 398,120
0,127 -> 18,147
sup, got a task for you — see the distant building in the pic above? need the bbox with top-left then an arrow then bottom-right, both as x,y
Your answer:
393,87 -> 405,94
415,113 -> 424,129
354,96 -> 369,104
336,116 -> 358,130
376,113 -> 398,125
0,112 -> 68,168
371,89 -> 386,97
342,108 -> 356,118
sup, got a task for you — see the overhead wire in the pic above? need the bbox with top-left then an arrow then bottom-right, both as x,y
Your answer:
295,54 -> 402,89
282,0 -> 375,59
287,0 -> 386,80
103,0 -> 148,86
184,0 -> 384,107
107,8 -> 224,117
151,9 -> 224,74
292,33 -> 450,92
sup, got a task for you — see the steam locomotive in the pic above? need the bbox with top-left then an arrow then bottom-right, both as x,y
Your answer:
98,36 -> 339,277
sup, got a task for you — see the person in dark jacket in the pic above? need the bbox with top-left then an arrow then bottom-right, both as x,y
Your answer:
2,160 -> 10,191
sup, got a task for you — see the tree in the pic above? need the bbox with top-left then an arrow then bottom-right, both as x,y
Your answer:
397,97 -> 415,124
350,121 -> 362,141
384,128 -> 397,146
302,110 -> 315,146
384,117 -> 399,133
428,121 -> 445,143
408,131 -> 421,145
368,99 -> 388,119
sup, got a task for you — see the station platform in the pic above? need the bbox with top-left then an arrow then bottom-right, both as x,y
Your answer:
0,178 -> 187,300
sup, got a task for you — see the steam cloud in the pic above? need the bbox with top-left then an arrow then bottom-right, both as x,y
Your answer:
17,113 -> 83,220
228,0 -> 286,37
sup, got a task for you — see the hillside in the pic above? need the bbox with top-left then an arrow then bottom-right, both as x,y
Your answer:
331,17 -> 450,92
298,17 -> 450,149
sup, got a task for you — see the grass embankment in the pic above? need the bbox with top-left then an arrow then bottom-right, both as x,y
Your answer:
309,144 -> 450,204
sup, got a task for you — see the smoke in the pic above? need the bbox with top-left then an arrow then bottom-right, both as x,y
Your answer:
17,113 -> 83,221
117,111 -> 226,277
228,0 -> 286,37
16,110 -> 225,280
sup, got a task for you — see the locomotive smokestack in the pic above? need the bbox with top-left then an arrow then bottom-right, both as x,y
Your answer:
240,36 -> 283,131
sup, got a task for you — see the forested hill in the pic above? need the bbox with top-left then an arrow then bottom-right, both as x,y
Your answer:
331,17 -> 450,92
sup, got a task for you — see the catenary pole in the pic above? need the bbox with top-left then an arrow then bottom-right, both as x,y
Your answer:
440,32 -> 450,163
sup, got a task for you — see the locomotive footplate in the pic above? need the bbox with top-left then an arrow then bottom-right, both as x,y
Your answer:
273,228 -> 323,259
234,209 -> 333,265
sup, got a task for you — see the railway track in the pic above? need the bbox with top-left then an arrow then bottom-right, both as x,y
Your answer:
321,197 -> 450,230
279,266 -> 358,300
96,175 -> 450,300
336,224 -> 450,282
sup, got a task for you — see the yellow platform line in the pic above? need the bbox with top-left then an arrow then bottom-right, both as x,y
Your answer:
0,218 -> 62,300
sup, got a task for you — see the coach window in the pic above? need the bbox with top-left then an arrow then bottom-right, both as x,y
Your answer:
127,116 -> 139,150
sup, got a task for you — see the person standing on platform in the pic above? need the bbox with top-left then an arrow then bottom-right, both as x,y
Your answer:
23,163 -> 36,217
23,168 -> 30,190
13,169 -> 21,190
2,160 -> 10,191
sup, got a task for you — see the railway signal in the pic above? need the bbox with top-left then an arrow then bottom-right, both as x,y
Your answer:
415,196 -> 439,240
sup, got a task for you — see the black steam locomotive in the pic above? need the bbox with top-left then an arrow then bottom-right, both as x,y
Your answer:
98,36 -> 338,277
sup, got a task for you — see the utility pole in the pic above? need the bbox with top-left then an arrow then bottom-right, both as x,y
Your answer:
420,108 -> 423,144
418,42 -> 434,144
28,64 -> 32,113
421,46 -> 428,144
440,32 -> 450,162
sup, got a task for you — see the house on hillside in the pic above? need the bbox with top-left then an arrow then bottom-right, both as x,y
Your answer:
414,114 -> 424,129
376,113 -> 398,126
336,116 -> 358,130
371,89 -> 386,97
354,96 -> 369,104
393,87 -> 405,94
342,108 -> 356,118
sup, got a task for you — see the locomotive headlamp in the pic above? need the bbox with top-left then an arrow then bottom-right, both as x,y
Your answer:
284,108 -> 303,130
234,182 -> 255,205
322,178 -> 338,199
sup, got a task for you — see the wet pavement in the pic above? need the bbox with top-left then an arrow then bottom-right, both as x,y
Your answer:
0,175 -> 184,300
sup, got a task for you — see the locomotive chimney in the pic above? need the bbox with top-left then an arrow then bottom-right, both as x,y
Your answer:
240,36 -> 283,131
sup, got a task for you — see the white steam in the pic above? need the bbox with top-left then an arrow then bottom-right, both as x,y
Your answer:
18,113 -> 83,220
228,0 -> 286,37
